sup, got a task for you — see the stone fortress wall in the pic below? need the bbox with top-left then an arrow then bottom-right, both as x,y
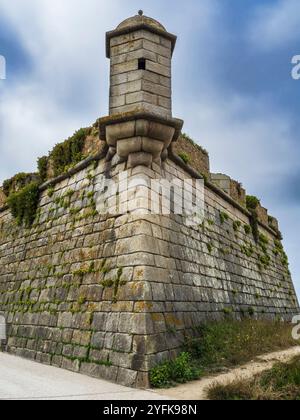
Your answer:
0,144 -> 298,387
0,12 -> 298,388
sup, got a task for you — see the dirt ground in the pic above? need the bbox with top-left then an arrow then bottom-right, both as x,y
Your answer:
154,346 -> 300,400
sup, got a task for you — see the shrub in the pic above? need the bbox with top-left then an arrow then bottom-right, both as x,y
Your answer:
150,361 -> 172,388
37,156 -> 48,182
2,172 -> 36,196
50,128 -> 87,177
150,352 -> 202,388
246,195 -> 260,210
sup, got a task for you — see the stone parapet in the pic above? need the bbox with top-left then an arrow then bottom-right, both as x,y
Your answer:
210,173 -> 246,206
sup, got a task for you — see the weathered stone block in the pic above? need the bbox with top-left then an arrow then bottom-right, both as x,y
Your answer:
113,333 -> 133,353
146,60 -> 171,77
110,95 -> 126,109
143,39 -> 171,58
117,368 -> 138,387
125,91 -> 157,106
110,80 -> 142,97
112,60 -> 137,76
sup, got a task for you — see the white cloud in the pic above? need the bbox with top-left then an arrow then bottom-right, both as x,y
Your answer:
0,82 -> 80,180
0,0 -> 219,183
0,0 -> 123,182
175,90 -> 296,192
0,0 -> 299,296
248,0 -> 300,50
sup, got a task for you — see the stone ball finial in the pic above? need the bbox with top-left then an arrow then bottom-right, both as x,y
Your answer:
138,10 -> 143,16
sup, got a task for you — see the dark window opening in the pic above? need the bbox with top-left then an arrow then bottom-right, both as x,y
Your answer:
138,58 -> 146,70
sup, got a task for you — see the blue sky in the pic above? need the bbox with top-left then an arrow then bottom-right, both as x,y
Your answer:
0,0 -> 299,296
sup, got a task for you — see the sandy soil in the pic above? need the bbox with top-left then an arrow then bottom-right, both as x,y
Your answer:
154,346 -> 300,400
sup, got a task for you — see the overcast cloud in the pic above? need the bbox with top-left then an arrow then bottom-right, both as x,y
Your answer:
0,0 -> 299,295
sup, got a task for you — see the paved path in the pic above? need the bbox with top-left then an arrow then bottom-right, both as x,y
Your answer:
0,353 -> 168,400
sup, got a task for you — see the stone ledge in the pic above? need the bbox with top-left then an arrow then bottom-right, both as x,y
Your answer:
106,24 -> 177,59
99,110 -> 183,142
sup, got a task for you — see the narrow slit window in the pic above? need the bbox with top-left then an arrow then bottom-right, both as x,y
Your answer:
138,58 -> 146,70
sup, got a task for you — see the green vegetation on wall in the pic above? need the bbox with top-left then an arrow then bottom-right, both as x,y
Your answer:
37,156 -> 48,183
246,195 -> 260,243
220,211 -> 229,224
48,128 -> 88,177
178,152 -> 190,164
7,182 -> 40,227
2,173 -> 37,197
2,127 -> 91,227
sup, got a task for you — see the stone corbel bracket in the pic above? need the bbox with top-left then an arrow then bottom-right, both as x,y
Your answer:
99,111 -> 184,168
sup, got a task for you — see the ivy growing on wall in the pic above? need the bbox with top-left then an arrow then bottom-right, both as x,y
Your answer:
46,128 -> 89,178
1,127 -> 91,227
7,182 -> 40,227
37,156 -> 48,183
246,195 -> 260,243
2,173 -> 37,197
36,127 -> 90,180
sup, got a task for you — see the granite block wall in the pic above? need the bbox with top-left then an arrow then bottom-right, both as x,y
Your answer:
109,30 -> 172,117
0,156 -> 298,388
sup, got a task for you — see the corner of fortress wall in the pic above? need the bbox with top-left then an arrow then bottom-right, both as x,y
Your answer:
0,155 -> 298,388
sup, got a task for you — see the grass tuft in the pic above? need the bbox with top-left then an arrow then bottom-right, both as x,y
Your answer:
184,320 -> 297,371
208,355 -> 300,400
150,320 -> 298,389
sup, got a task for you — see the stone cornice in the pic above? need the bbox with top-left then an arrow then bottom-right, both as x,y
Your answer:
106,24 -> 177,58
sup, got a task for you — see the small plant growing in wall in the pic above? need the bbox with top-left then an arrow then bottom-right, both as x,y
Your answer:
244,224 -> 252,235
206,243 -> 213,254
233,220 -> 241,232
223,307 -> 233,316
178,152 -> 190,164
220,211 -> 229,224
259,254 -> 271,269
248,307 -> 255,317
47,187 -> 55,198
